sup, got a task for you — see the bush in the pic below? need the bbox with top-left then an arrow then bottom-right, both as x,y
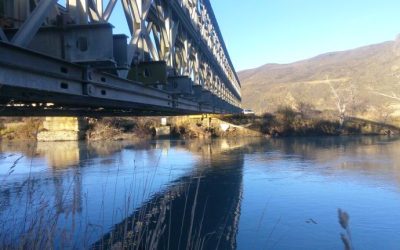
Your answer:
296,102 -> 316,118
276,106 -> 297,125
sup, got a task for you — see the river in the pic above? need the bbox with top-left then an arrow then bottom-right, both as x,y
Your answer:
1,136 -> 400,249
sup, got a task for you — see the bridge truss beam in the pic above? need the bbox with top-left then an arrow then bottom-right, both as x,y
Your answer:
0,0 -> 241,115
0,42 -> 240,116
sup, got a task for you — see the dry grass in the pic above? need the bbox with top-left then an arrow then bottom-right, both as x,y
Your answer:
226,106 -> 400,137
171,122 -> 212,139
86,117 -> 157,141
0,118 -> 42,141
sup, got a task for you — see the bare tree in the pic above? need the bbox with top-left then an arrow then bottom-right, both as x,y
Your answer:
376,102 -> 396,124
326,76 -> 350,127
371,90 -> 400,102
369,87 -> 400,125
325,75 -> 364,127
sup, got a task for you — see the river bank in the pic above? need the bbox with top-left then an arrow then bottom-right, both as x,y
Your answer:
0,110 -> 399,141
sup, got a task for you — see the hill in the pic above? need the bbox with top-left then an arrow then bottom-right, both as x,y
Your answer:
239,37 -> 400,124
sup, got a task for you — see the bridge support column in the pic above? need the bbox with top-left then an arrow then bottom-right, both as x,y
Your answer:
37,117 -> 88,141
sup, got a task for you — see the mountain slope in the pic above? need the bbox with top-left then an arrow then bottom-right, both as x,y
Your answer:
239,38 -> 400,122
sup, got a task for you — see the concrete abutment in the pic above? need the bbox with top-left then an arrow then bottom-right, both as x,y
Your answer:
37,117 -> 88,142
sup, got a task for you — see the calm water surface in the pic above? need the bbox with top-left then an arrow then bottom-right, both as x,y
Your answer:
1,136 -> 400,249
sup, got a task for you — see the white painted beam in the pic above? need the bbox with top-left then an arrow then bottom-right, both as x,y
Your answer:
68,0 -> 88,24
103,0 -> 118,21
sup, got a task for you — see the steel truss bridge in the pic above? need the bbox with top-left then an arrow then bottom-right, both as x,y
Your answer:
0,0 -> 241,116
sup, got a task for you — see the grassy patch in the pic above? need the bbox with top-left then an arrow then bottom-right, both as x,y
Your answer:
0,118 -> 42,140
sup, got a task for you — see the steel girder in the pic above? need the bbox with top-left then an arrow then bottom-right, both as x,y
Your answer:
0,0 -> 242,113
0,42 -> 240,116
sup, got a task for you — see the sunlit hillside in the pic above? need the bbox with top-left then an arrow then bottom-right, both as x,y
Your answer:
239,36 -> 400,124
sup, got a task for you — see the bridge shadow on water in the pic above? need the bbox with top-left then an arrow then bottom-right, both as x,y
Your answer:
93,147 -> 245,249
0,138 -> 259,249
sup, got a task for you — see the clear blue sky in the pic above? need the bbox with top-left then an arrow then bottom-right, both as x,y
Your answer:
210,0 -> 400,71
101,0 -> 400,71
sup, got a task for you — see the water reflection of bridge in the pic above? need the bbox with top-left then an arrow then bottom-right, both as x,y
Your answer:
0,138 -> 261,248
1,138 -> 259,168
93,142 -> 247,249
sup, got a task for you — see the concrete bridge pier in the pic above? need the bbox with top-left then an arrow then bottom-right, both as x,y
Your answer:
37,117 -> 88,141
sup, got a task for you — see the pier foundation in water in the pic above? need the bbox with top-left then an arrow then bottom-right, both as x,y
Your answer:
37,117 -> 87,141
